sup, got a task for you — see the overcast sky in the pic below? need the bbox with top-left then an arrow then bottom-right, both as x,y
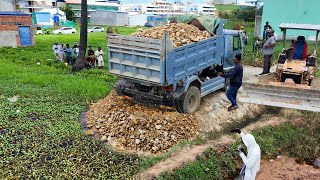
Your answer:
120,0 -> 206,4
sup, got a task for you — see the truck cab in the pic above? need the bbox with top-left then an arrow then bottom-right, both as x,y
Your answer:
223,30 -> 243,72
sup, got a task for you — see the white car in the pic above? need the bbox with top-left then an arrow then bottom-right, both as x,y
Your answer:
88,27 -> 105,32
52,27 -> 76,34
36,30 -> 43,35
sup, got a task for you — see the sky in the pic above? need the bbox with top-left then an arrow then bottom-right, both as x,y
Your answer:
86,0 -> 208,4
119,0 -> 206,4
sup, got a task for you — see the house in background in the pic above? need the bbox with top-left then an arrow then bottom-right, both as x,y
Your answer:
90,11 -> 128,26
17,0 -> 58,13
211,0 -> 237,4
64,0 -> 121,23
34,8 -> 67,26
0,11 -> 35,47
260,0 -> 320,40
0,0 -> 15,11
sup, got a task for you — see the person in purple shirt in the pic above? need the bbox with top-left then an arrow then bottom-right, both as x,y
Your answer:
219,54 -> 243,111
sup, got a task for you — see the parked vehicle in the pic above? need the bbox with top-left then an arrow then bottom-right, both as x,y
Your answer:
240,23 -> 320,112
88,26 -> 105,32
36,30 -> 43,35
52,27 -> 76,34
144,22 -> 153,27
36,26 -> 43,35
108,19 -> 242,114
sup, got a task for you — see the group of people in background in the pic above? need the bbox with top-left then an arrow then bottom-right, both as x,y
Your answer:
52,42 -> 104,69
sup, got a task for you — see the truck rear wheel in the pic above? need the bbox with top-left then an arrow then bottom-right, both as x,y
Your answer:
115,83 -> 124,96
179,86 -> 201,114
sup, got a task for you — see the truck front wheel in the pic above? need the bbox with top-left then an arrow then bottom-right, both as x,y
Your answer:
179,86 -> 201,114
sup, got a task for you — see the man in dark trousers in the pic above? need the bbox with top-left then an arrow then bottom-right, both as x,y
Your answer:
260,29 -> 276,75
219,54 -> 243,111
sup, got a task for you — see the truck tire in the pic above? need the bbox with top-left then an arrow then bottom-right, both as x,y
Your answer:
179,86 -> 201,114
174,98 -> 183,113
115,83 -> 124,96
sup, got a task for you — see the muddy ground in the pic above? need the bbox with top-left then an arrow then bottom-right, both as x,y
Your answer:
257,157 -> 320,180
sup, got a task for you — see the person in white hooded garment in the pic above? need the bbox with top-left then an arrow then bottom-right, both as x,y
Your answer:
231,128 -> 261,180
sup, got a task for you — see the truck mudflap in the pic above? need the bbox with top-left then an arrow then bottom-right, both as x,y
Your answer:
239,82 -> 320,112
122,88 -> 175,108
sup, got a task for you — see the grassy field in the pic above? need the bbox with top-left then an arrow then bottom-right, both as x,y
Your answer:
1,20 -> 320,178
0,27 -> 151,178
215,4 -> 240,11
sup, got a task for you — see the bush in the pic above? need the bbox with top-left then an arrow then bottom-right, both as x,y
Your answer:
233,7 -> 257,22
218,10 -> 232,19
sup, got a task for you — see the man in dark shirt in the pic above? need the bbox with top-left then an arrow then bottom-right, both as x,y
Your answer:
87,46 -> 95,67
263,21 -> 272,40
219,54 -> 243,111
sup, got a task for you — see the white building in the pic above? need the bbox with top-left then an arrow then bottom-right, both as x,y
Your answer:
17,0 -> 59,14
0,0 -> 15,11
39,8 -> 67,25
210,0 -> 237,4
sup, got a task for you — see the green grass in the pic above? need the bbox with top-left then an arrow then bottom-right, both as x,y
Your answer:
159,110 -> 320,179
215,4 -> 240,11
30,26 -> 138,64
253,111 -> 320,162
0,26 -> 161,178
159,146 -> 238,180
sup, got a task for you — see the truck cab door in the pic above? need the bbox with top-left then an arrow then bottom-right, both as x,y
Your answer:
223,34 -> 242,72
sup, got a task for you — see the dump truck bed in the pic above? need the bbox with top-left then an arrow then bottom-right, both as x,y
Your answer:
108,34 -> 223,86
239,73 -> 320,112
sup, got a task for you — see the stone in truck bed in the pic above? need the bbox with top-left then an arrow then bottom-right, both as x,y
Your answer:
131,23 -> 211,47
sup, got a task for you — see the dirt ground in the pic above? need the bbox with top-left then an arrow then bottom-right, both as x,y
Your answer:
85,91 -> 198,154
137,116 -> 292,179
257,157 -> 320,180
84,66 -> 267,154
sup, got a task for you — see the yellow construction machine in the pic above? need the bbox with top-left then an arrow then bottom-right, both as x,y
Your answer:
240,23 -> 320,112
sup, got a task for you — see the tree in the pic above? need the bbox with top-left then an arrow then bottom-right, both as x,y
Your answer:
71,0 -> 87,72
60,4 -> 74,21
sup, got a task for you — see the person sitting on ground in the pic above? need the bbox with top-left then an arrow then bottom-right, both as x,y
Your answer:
87,46 -> 95,67
84,57 -> 92,69
231,128 -> 261,180
218,54 -> 243,111
95,47 -> 104,69
253,38 -> 262,52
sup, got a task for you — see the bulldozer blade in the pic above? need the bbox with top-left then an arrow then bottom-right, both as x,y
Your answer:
239,82 -> 320,112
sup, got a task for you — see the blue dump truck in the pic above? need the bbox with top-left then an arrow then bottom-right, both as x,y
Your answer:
108,20 -> 242,113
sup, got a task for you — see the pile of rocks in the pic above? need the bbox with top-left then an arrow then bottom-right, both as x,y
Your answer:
132,23 -> 211,47
85,91 -> 198,153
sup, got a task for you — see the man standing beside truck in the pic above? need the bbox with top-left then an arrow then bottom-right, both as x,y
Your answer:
219,54 -> 243,111
260,29 -> 276,75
